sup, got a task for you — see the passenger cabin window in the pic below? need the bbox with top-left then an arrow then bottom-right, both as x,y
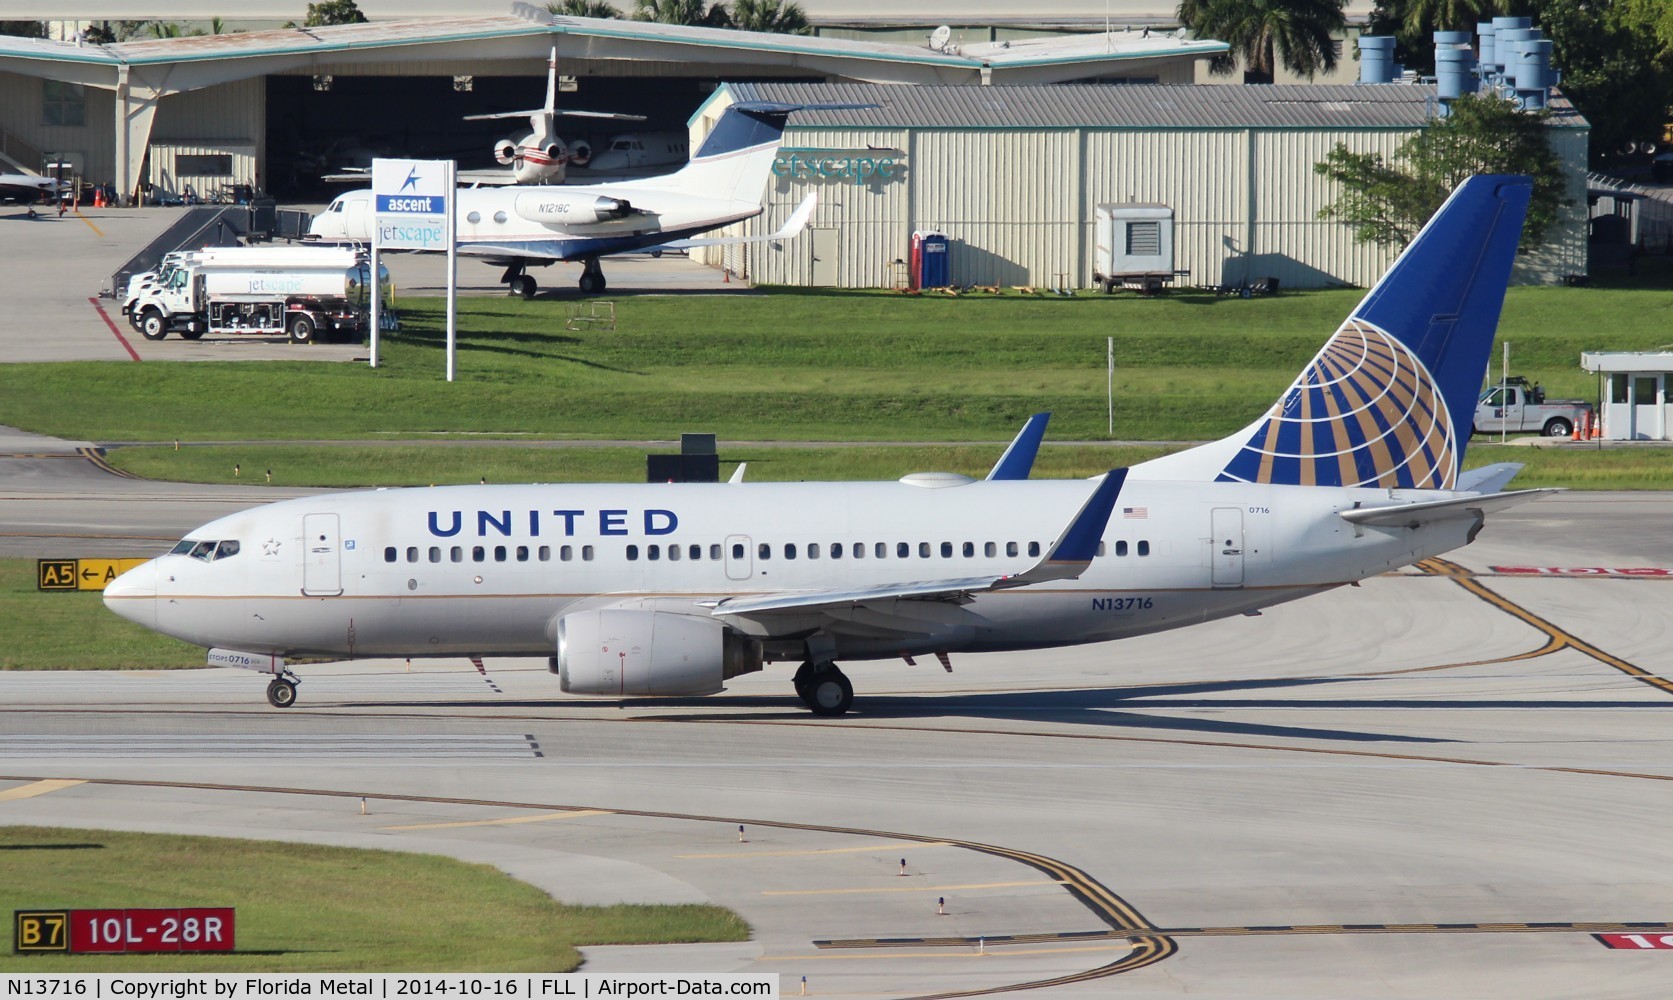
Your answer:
407,546 -> 419,563
876,542 -> 887,558
538,546 -> 551,561
709,544 -> 721,560
451,546 -> 463,563
985,542 -> 996,557
785,543 -> 797,560
627,545 -> 640,561
897,542 -> 909,558
668,545 -> 680,561
560,545 -> 573,561
494,545 -> 507,562
808,543 -> 820,559
918,542 -> 931,558
1097,542 -> 1105,556
758,543 -> 771,560
648,544 -> 660,561
429,546 -> 442,563
733,543 -> 745,560
1007,542 -> 1019,557
1028,542 -> 1041,557
516,545 -> 529,562
1116,540 -> 1129,556
472,546 -> 485,562
582,545 -> 595,561
963,542 -> 974,558
830,543 -> 842,560
940,542 -> 953,558
1138,540 -> 1151,556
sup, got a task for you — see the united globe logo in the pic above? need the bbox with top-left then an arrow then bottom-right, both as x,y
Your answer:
1217,318 -> 1458,490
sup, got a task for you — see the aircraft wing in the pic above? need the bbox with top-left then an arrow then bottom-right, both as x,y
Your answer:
710,469 -> 1127,619
665,193 -> 817,249
1339,487 -> 1559,528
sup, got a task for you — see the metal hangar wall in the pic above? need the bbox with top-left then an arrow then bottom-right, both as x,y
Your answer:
707,81 -> 1590,290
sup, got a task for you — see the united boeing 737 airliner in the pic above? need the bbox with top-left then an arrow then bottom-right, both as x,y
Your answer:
106,175 -> 1551,715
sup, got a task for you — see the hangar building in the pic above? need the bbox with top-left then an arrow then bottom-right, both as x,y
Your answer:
699,81 -> 1590,290
0,2 -> 1224,200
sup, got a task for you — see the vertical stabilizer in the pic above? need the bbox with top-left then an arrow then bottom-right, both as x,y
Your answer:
1132,175 -> 1532,489
648,101 -> 874,204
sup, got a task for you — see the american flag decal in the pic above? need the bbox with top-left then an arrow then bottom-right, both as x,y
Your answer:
1123,507 -> 1148,519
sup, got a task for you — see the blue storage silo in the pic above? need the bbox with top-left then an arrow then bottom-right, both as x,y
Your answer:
911,230 -> 950,289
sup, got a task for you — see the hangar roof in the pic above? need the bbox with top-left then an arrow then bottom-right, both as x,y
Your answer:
725,81 -> 1591,130
0,2 -> 1227,89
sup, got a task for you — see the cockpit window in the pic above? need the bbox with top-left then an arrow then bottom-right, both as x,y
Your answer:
172,538 -> 240,561
329,199 -> 344,212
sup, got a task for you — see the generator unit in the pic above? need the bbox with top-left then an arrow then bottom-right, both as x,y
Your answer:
1092,203 -> 1183,294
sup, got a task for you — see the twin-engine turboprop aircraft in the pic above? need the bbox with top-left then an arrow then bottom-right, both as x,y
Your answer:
109,176 -> 1552,715
306,99 -> 837,297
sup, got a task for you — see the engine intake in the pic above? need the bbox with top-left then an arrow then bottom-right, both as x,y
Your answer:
553,609 -> 762,697
493,140 -> 517,165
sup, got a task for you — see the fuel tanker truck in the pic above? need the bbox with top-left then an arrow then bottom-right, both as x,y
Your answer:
126,246 -> 391,344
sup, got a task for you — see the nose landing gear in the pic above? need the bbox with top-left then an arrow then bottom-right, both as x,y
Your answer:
265,670 -> 300,708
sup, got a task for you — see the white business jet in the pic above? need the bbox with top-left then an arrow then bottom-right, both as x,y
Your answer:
110,176 -> 1551,715
307,100 -> 837,297
462,47 -> 646,186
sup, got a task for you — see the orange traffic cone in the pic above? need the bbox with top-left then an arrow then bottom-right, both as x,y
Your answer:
93,187 -> 103,208
1571,418 -> 1581,442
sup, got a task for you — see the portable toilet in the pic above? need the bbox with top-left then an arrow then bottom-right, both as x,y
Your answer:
910,230 -> 950,289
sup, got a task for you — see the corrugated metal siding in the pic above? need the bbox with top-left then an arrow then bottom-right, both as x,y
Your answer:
1082,128 -> 1247,286
0,70 -> 116,181
1250,128 -> 1406,288
151,78 -> 264,195
1513,127 -> 1589,283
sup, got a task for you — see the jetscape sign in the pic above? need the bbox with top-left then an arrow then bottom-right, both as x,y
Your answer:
773,147 -> 905,186
371,159 -> 452,250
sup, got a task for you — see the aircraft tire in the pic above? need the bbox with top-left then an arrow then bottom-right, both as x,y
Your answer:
139,310 -> 169,341
806,668 -> 852,717
578,272 -> 603,295
266,678 -> 297,709
510,275 -> 536,299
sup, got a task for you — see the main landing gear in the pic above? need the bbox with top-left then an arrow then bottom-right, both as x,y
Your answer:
501,259 -> 608,297
793,661 -> 853,717
577,258 -> 607,295
265,670 -> 301,709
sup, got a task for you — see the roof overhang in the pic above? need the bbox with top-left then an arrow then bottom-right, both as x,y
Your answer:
0,1 -> 1228,93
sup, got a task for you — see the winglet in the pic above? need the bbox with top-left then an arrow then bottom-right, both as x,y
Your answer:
986,412 -> 1051,481
1002,468 -> 1127,587
668,193 -> 818,249
728,463 -> 747,484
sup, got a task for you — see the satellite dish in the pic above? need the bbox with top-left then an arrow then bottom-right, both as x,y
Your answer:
929,25 -> 951,51
1174,26 -> 1187,39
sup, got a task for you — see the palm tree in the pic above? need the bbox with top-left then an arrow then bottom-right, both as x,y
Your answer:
729,0 -> 811,34
1177,0 -> 1347,81
1396,0 -> 1504,34
632,0 -> 731,28
547,0 -> 623,17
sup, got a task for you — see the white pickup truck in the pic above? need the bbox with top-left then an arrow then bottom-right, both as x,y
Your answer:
1473,377 -> 1594,438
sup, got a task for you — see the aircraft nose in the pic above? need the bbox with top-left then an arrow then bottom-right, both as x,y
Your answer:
103,559 -> 157,630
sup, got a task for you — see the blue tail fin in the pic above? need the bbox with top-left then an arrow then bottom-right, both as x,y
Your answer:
1211,175 -> 1532,490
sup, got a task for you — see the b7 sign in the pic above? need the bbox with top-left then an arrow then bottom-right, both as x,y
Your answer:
15,909 -> 235,953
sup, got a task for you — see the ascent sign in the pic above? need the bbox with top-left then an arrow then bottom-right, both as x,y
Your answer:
372,158 -> 452,251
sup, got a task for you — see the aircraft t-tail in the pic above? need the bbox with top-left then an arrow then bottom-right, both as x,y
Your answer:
111,175 -> 1552,715
307,100 -> 861,296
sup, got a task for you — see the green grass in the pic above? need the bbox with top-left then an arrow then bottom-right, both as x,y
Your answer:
0,826 -> 748,971
0,560 -> 204,669
0,285 -> 1669,445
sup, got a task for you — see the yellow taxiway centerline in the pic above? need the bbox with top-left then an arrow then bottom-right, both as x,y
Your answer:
764,879 -> 1062,896
0,779 -> 88,801
381,809 -> 611,831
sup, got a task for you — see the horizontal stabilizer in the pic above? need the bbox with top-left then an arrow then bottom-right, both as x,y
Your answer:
1339,488 -> 1558,528
1455,462 -> 1524,495
986,412 -> 1050,481
667,193 -> 817,248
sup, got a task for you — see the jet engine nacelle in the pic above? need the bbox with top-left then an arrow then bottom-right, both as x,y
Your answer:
553,609 -> 762,697
569,139 -> 593,168
493,139 -> 518,165
513,193 -> 634,225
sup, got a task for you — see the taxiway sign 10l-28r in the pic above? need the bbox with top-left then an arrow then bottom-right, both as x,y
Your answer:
109,176 -> 1552,715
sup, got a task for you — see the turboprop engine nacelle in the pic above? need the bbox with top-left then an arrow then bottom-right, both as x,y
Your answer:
553,610 -> 762,697
514,193 -> 634,225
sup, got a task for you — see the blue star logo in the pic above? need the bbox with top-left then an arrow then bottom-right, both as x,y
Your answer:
399,166 -> 421,192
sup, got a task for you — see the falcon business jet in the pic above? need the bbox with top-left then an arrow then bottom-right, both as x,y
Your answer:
110,176 -> 1550,715
306,100 -> 834,297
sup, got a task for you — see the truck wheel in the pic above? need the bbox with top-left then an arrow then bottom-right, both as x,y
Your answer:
287,315 -> 315,345
139,310 -> 168,341
1543,418 -> 1573,438
180,329 -> 204,341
